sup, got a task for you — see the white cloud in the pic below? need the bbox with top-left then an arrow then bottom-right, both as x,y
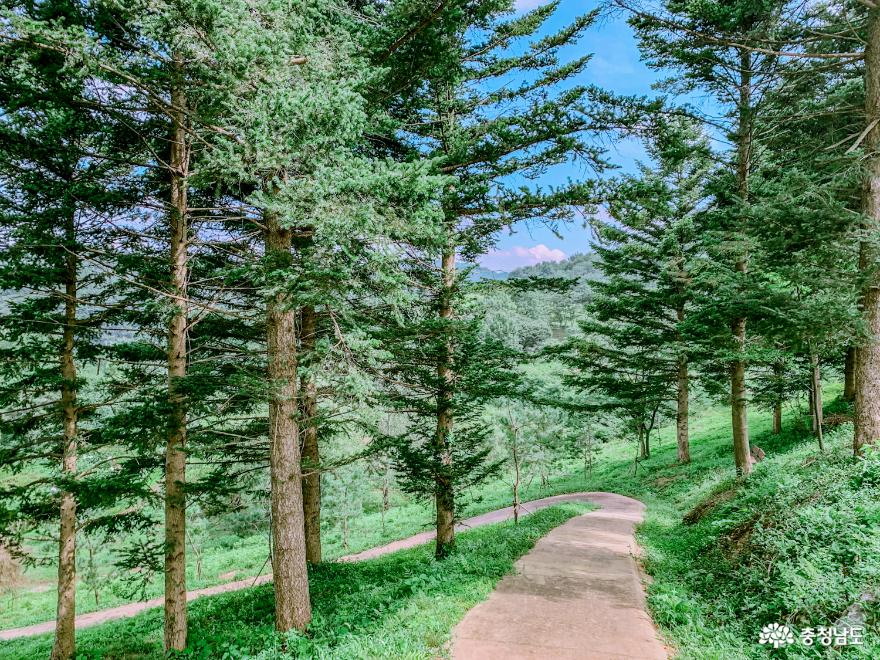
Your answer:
514,0 -> 551,10
478,244 -> 567,271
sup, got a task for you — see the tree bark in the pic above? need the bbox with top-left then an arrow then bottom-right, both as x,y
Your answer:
164,71 -> 189,653
772,361 -> 783,434
676,305 -> 690,463
51,216 -> 78,660
855,10 -> 880,455
299,305 -> 321,565
435,244 -> 456,559
511,431 -> 520,525
637,424 -> 647,459
265,210 -> 311,631
811,350 -> 825,452
732,47 -> 752,477
809,380 -> 817,432
844,346 -> 856,400
773,403 -> 783,435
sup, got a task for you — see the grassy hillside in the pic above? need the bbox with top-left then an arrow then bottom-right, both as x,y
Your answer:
1,504 -> 590,659
4,384 -> 878,658
558,383 -> 880,659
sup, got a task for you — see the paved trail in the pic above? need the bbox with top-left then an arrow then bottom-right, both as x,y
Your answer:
452,492 -> 668,660
1,492 -> 667,659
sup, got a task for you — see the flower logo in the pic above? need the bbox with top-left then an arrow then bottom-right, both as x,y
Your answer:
759,623 -> 795,648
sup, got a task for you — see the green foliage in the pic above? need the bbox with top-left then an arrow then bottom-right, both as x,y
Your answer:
1,504 -> 587,659
373,0 -> 625,532
1,0 -> 879,657
475,254 -> 600,352
556,117 -> 710,449
641,424 -> 880,658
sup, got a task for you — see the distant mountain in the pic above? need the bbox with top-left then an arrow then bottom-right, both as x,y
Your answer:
460,264 -> 509,281
507,252 -> 598,281
459,253 -> 598,283
506,252 -> 598,307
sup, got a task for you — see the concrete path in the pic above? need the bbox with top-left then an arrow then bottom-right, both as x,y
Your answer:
0,492 -> 665,653
452,492 -> 668,660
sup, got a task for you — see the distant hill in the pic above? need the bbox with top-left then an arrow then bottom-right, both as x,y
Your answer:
460,264 -> 509,281
507,252 -> 598,282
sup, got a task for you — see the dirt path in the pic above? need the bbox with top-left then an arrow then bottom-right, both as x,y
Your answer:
452,492 -> 668,659
0,492 -> 664,650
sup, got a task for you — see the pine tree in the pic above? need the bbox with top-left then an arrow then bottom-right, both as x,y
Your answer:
626,0 -> 794,476
745,34 -> 864,447
375,0 -> 631,556
191,0 -> 450,626
597,116 -> 710,463
1,0 -> 362,645
0,2 -> 139,655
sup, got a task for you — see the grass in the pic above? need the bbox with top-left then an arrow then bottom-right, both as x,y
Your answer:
0,465 -> 560,630
1,503 -> 589,659
6,382 -> 879,658
499,384 -> 880,659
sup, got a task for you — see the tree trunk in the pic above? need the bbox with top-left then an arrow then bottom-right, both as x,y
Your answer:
584,421 -> 593,478
511,424 -> 521,524
844,346 -> 856,400
809,381 -> 817,431
772,361 -> 783,434
676,305 -> 690,463
51,218 -> 78,660
265,210 -> 311,631
855,10 -> 880,455
811,351 -> 825,452
637,424 -> 647,459
435,244 -> 456,559
732,48 -> 752,477
164,72 -> 189,653
299,305 -> 321,565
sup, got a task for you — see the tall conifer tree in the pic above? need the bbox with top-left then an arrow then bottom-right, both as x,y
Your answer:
626,0 -> 793,476
596,117 -> 710,463
377,0 -> 631,556
0,2 -> 139,655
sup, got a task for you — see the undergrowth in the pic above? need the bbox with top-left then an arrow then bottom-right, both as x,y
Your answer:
644,432 -> 880,658
0,503 -> 588,659
5,385 -> 878,658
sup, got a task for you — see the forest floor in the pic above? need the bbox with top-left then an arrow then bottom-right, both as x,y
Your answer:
4,383 -> 879,658
1,493 -> 608,642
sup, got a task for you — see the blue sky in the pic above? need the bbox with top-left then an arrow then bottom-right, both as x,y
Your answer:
479,0 -> 662,271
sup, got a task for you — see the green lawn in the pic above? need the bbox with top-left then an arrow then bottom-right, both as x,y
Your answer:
1,503 -> 589,659
5,384 -> 879,658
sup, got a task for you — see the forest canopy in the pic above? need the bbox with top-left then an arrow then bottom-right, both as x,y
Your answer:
2,0 -> 880,658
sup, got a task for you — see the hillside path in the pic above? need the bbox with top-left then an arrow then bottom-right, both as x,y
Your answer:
452,492 -> 669,659
0,492 -> 666,654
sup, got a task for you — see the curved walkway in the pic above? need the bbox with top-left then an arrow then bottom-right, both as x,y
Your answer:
452,492 -> 668,659
0,492 -> 665,654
